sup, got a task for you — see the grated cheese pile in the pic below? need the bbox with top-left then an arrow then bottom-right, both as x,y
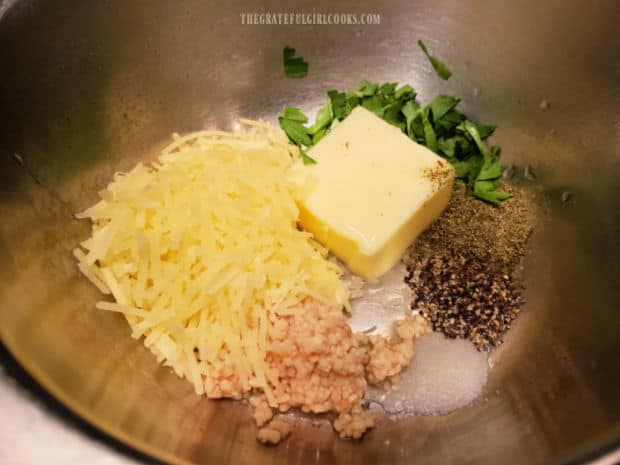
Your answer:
74,120 -> 349,401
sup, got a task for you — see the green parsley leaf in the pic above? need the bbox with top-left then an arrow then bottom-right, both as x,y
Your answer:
283,46 -> 308,77
421,109 -> 438,152
465,152 -> 485,187
283,106 -> 309,123
300,149 -> 317,165
442,110 -> 466,124
477,124 -> 496,140
361,95 -> 384,118
426,95 -> 460,121
378,82 -> 397,96
475,179 -> 501,192
454,135 -> 474,159
283,47 -> 306,69
312,128 -> 327,144
355,80 -> 378,97
478,158 -> 503,181
401,100 -> 421,137
477,144 -> 503,180
283,46 -> 294,62
438,137 -> 457,157
411,116 -> 425,143
474,190 -> 512,205
308,100 -> 333,135
418,40 -> 452,80
446,156 -> 471,178
473,181 -> 512,205
394,84 -> 416,100
328,90 -> 349,120
278,117 -> 312,147
461,120 -> 487,156
383,101 -> 406,131
346,95 -> 360,112
435,109 -> 465,133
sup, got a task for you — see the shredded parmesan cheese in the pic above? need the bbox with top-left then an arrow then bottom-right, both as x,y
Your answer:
74,120 -> 349,400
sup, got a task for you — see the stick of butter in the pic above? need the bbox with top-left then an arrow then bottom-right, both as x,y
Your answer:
295,106 -> 455,279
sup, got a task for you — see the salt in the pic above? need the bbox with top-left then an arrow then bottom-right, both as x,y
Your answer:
366,333 -> 489,415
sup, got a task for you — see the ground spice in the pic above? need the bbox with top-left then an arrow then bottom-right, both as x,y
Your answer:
406,255 -> 523,351
404,183 -> 538,350
408,183 -> 536,272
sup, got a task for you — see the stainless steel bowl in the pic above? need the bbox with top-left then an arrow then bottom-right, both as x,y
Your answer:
1,1 -> 619,464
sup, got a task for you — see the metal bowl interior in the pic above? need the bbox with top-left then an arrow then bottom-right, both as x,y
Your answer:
0,1 -> 619,464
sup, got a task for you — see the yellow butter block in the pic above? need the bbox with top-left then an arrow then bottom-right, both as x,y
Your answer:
296,106 -> 455,279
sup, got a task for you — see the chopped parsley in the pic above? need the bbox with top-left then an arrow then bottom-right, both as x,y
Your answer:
418,40 -> 452,80
299,149 -> 318,165
283,46 -> 308,77
278,115 -> 311,147
282,106 -> 309,123
278,108 -> 317,165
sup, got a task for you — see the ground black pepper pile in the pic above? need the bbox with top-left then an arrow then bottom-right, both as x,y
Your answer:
406,255 -> 523,351
405,183 -> 538,350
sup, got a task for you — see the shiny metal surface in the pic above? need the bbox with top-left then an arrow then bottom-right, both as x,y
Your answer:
0,1 -> 619,464
0,348 -> 143,465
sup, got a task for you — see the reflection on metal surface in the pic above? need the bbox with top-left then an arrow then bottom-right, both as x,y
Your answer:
0,0 -> 619,464
0,0 -> 19,20
0,366 -> 141,465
